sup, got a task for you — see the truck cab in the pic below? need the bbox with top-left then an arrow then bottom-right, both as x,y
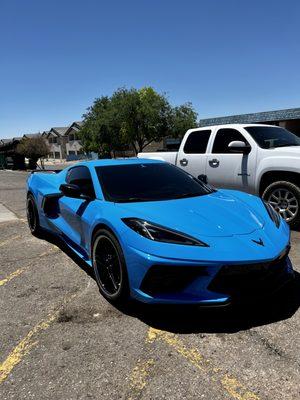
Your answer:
138,124 -> 300,228
178,125 -> 256,193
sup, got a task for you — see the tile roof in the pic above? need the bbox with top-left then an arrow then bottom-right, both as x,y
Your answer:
1,138 -> 13,143
49,127 -> 69,136
23,133 -> 41,138
65,121 -> 83,135
199,107 -> 300,127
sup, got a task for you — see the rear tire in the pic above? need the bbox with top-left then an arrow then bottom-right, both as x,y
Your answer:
92,228 -> 130,306
262,181 -> 300,229
26,194 -> 43,237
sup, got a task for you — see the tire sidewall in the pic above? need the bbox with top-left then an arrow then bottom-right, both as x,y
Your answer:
262,181 -> 300,228
92,228 -> 130,303
27,194 -> 40,234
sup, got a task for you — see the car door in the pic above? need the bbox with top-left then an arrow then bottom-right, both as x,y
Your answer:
177,129 -> 211,178
206,127 -> 256,192
57,165 -> 96,251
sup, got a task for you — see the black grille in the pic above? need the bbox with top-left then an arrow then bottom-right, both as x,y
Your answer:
208,250 -> 290,298
140,265 -> 208,296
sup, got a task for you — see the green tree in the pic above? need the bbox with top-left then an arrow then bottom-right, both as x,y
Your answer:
80,87 -> 198,156
16,137 -> 50,169
80,96 -> 124,157
110,87 -> 172,154
171,103 -> 198,138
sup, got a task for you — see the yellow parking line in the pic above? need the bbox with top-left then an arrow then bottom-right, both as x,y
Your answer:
0,292 -> 77,384
129,358 -> 155,394
0,248 -> 59,287
0,311 -> 58,383
0,268 -> 24,287
147,328 -> 259,400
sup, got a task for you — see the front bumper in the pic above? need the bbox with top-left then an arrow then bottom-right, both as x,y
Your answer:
125,245 -> 294,305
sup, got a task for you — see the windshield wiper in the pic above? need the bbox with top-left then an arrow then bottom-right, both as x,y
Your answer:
171,192 -> 204,199
114,192 -> 205,202
114,197 -> 155,203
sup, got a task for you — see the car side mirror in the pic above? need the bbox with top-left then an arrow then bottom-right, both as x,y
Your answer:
228,141 -> 251,154
59,183 -> 90,200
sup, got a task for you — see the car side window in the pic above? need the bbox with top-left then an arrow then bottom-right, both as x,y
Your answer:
183,130 -> 211,154
66,166 -> 95,198
212,128 -> 249,154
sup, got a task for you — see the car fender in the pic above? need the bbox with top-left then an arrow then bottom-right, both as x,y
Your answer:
255,155 -> 300,194
87,213 -> 128,259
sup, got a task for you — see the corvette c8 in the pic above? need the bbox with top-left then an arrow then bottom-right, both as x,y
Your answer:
26,159 -> 294,306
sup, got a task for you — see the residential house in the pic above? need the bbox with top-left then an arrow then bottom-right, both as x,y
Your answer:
23,132 -> 41,139
46,127 -> 68,159
64,121 -> 84,157
199,107 -> 300,137
0,137 -> 25,169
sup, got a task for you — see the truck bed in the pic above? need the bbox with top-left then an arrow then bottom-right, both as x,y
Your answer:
137,151 -> 178,164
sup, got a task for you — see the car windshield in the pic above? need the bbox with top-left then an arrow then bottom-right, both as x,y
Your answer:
245,126 -> 300,149
96,163 -> 214,203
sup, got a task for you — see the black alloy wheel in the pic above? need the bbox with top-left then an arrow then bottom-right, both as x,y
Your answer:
26,194 -> 42,236
92,229 -> 130,305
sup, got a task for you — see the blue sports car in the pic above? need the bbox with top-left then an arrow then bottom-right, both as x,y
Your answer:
26,159 -> 294,306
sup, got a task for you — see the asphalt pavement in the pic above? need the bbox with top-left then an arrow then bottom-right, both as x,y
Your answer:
0,169 -> 299,400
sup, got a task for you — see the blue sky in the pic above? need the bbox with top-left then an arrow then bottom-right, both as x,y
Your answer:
1,0 -> 300,138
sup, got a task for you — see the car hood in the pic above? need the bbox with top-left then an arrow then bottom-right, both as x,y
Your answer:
115,190 -> 265,238
272,146 -> 300,156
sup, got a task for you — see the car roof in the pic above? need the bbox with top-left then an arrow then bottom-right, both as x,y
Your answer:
71,158 -> 164,169
192,123 -> 279,130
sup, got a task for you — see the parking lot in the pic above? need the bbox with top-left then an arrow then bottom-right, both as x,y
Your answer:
0,169 -> 300,400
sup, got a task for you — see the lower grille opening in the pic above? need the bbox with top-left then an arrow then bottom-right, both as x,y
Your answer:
208,254 -> 289,298
140,265 -> 208,296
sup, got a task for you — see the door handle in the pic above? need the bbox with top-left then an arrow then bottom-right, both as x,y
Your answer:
209,158 -> 220,168
179,158 -> 188,166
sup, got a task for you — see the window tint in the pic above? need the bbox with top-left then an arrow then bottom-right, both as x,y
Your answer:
96,163 -> 213,203
244,126 -> 300,149
183,130 -> 211,154
66,166 -> 95,197
212,129 -> 249,153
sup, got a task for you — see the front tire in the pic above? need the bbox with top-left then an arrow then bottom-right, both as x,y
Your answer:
92,228 -> 130,306
26,194 -> 43,237
262,181 -> 300,229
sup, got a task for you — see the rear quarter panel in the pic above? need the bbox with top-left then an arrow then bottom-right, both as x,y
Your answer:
27,171 -> 67,226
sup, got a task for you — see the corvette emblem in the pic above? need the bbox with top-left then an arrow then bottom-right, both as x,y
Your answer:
252,238 -> 264,246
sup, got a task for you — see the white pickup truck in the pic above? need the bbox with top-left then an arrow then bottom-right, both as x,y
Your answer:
138,124 -> 300,228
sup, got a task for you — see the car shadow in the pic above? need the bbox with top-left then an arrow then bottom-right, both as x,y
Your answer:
124,274 -> 300,334
41,231 -> 95,280
41,231 -> 300,334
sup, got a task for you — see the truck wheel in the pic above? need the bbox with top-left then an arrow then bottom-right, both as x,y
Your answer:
262,181 -> 300,229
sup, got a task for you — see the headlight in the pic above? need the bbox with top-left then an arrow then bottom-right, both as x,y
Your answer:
122,218 -> 209,247
263,200 -> 281,228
